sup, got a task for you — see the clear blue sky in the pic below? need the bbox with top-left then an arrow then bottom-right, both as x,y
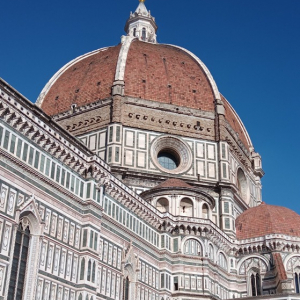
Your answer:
1,0 -> 299,213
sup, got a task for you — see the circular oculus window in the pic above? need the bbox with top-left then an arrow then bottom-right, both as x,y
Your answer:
151,136 -> 192,174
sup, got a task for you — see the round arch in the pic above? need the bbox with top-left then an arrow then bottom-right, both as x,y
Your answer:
155,197 -> 169,213
285,254 -> 300,273
247,267 -> 262,297
10,209 -> 44,300
207,243 -> 215,262
216,251 -> 228,271
179,197 -> 194,217
123,263 -> 137,300
237,255 -> 269,275
237,168 -> 250,204
284,254 -> 300,270
181,236 -> 205,255
201,203 -> 210,219
18,210 -> 43,235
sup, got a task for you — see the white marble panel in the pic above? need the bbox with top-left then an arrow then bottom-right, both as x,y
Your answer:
207,144 -> 215,160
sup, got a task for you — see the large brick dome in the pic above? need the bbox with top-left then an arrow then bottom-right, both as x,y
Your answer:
37,39 -> 252,151
236,202 -> 300,240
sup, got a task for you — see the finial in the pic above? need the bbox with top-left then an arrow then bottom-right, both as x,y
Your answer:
125,0 -> 157,43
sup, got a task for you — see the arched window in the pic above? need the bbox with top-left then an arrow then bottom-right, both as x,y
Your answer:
142,28 -> 146,41
158,151 -> 179,170
295,272 -> 300,293
80,258 -> 85,280
8,223 -> 30,300
92,261 -> 96,283
85,295 -> 89,300
78,294 -> 82,300
156,198 -> 169,213
237,168 -> 249,203
218,253 -> 227,270
123,277 -> 130,300
180,198 -> 193,217
133,28 -> 136,37
256,273 -> 261,295
208,244 -> 214,261
87,260 -> 91,281
250,272 -> 262,296
202,203 -> 209,219
183,239 -> 202,256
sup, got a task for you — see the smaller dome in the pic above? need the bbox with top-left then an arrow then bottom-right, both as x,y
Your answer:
140,178 -> 215,210
236,202 -> 300,240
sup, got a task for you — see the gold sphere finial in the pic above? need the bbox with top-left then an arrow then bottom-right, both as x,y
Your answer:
139,0 -> 146,3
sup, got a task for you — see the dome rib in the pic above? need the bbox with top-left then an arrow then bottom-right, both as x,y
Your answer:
165,44 -> 221,101
221,94 -> 253,150
114,36 -> 136,82
37,46 -> 111,107
123,40 -> 216,111
38,45 -> 121,115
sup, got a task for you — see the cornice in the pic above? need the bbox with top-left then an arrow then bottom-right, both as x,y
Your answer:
52,98 -> 112,122
224,120 -> 251,168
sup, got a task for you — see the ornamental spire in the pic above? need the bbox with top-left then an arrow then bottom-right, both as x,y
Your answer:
124,0 -> 158,43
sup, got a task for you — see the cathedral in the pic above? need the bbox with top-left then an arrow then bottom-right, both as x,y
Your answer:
1,1 -> 300,299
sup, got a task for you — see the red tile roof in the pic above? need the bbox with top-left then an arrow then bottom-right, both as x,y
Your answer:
236,202 -> 300,240
273,253 -> 287,280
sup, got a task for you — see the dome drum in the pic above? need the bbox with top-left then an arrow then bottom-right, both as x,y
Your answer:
141,178 -> 216,216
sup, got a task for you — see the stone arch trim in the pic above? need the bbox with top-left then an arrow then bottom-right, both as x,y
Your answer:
180,236 -> 205,254
222,95 -> 253,148
236,167 -> 250,204
122,261 -> 138,300
237,255 -> 269,276
178,196 -> 195,217
18,195 -> 44,235
14,199 -> 44,300
123,263 -> 135,281
216,249 -> 228,258
285,254 -> 300,272
216,250 -> 229,269
207,242 -> 215,258
154,197 -> 170,213
247,268 -> 263,297
201,202 -> 211,219
154,196 -> 170,207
